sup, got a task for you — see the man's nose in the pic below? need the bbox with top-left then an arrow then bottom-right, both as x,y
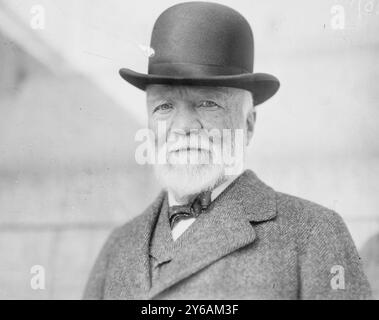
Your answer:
170,103 -> 202,133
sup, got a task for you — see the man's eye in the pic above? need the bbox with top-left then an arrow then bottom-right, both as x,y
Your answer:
198,100 -> 221,109
153,103 -> 173,114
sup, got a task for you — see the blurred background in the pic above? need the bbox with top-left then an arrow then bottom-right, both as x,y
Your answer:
0,0 -> 378,299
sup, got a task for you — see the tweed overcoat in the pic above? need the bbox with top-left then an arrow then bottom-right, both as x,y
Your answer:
83,170 -> 371,299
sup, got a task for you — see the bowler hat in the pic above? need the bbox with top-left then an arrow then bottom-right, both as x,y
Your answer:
119,1 -> 280,106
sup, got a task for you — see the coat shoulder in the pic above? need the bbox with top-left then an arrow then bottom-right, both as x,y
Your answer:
106,211 -> 150,248
102,191 -> 165,251
272,192 -> 371,299
275,191 -> 345,228
272,191 -> 351,246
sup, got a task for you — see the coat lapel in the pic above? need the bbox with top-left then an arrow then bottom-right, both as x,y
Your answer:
149,195 -> 175,264
147,169 -> 278,299
115,190 -> 165,299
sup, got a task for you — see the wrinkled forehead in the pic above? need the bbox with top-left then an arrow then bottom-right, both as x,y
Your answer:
146,85 -> 233,102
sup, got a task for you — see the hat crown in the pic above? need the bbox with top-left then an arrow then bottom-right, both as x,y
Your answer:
149,1 -> 254,75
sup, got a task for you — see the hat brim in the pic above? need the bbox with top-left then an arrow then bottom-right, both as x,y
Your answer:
119,68 -> 279,106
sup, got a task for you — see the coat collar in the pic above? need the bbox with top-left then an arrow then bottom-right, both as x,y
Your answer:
117,169 -> 277,299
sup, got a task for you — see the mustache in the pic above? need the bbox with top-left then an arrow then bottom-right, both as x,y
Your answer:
165,135 -> 214,153
169,147 -> 211,154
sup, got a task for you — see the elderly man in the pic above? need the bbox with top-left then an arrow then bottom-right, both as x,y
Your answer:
83,2 -> 371,299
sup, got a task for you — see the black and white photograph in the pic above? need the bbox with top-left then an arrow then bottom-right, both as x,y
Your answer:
0,0 -> 378,302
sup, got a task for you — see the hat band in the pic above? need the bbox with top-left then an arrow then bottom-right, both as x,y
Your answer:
149,62 -> 250,77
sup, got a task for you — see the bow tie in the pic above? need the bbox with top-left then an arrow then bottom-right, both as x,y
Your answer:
168,191 -> 212,228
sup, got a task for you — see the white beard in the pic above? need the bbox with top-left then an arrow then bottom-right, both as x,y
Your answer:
152,129 -> 245,199
154,137 -> 227,198
154,160 -> 225,199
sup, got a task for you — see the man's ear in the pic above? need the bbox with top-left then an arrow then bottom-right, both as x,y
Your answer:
246,107 -> 256,146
